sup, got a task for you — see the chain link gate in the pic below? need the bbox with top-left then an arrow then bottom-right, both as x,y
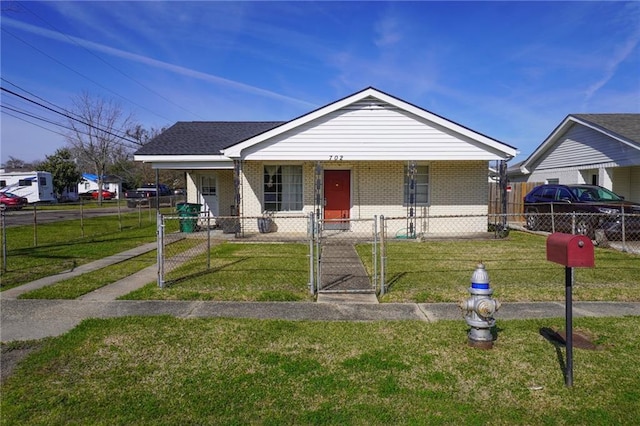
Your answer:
312,216 -> 379,295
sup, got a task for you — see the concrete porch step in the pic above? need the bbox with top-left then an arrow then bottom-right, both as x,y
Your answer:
316,293 -> 379,304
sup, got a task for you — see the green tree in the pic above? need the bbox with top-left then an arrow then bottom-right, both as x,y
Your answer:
38,148 -> 82,200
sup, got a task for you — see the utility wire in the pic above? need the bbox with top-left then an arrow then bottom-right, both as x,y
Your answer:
2,86 -> 140,146
2,106 -> 141,151
2,77 -> 79,119
1,109 -> 69,139
1,106 -> 140,151
15,1 -> 206,120
1,27 -> 175,123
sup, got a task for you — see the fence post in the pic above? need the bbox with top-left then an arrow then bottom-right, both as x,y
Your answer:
308,212 -> 315,295
117,197 -> 122,231
1,206 -> 6,272
80,199 -> 85,238
157,212 -> 165,288
207,211 -> 211,270
373,215 -> 378,294
315,216 -> 322,292
33,204 -> 38,247
621,209 -> 627,252
550,203 -> 555,233
380,215 -> 386,296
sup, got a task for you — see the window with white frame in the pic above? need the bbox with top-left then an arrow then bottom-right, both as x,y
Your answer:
201,176 -> 216,196
404,165 -> 429,205
264,165 -> 303,211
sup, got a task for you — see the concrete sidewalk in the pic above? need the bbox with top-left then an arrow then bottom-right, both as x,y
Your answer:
2,299 -> 640,342
2,242 -> 640,343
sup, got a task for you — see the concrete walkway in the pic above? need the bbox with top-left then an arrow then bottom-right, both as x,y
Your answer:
319,243 -> 373,294
2,243 -> 640,342
1,242 -> 158,300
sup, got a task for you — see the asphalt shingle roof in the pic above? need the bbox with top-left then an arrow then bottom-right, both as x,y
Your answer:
572,114 -> 640,144
134,121 -> 285,156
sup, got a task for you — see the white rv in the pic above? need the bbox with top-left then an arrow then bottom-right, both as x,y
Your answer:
0,171 -> 56,203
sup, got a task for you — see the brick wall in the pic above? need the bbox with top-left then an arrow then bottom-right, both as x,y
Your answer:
236,160 -> 489,234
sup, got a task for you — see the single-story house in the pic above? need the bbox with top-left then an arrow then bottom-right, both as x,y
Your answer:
78,174 -> 123,199
519,114 -> 640,202
134,87 -> 516,234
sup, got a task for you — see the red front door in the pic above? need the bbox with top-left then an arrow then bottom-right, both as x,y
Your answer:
324,170 -> 350,224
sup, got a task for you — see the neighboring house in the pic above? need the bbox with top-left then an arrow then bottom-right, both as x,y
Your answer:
59,184 -> 79,202
519,114 -> 640,202
134,87 -> 517,234
78,173 -> 123,199
504,161 -> 528,183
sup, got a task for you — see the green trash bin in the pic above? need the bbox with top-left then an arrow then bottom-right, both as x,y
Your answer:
176,203 -> 202,233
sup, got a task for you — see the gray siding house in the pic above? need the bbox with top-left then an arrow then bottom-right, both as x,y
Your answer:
520,114 -> 640,202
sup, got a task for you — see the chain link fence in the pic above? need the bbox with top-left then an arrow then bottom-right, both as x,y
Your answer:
157,213 -> 313,296
0,201 -> 166,274
522,204 -> 640,246
157,210 -> 640,298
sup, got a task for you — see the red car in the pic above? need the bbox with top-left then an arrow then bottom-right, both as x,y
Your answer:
0,192 -> 29,210
80,189 -> 116,200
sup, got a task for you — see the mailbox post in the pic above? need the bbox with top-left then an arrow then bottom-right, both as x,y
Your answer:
546,233 -> 595,387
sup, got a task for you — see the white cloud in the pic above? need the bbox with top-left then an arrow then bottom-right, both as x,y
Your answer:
583,26 -> 640,106
2,17 -> 316,109
374,15 -> 402,47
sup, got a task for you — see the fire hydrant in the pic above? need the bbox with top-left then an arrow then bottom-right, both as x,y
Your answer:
459,263 -> 501,349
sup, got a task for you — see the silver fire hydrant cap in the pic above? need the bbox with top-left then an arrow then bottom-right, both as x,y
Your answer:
471,263 -> 489,286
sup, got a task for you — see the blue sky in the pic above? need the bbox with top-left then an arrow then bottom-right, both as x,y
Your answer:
2,1 -> 639,165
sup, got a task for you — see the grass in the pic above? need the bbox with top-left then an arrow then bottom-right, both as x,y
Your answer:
356,231 -> 640,303
2,315 -> 639,424
0,211 -> 165,290
125,242 -> 312,301
17,250 -> 159,299
17,238 -> 206,300
127,231 -> 639,303
5,225 -> 638,303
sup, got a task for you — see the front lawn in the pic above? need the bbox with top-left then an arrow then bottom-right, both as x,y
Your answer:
2,316 -> 639,424
0,213 -> 159,290
125,242 -> 312,301
358,231 -> 640,303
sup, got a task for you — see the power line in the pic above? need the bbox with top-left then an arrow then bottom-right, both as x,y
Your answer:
1,77 -> 78,119
15,1 -> 206,120
1,109 -> 69,139
2,86 -> 141,146
1,105 -> 140,151
1,27 -> 176,123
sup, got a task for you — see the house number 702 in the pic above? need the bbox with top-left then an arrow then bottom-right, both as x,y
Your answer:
329,155 -> 343,161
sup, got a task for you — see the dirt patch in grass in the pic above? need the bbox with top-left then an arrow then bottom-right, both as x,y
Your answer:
1,341 -> 43,384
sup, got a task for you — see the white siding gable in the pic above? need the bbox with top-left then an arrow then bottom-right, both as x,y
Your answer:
534,123 -> 640,170
241,98 -> 508,161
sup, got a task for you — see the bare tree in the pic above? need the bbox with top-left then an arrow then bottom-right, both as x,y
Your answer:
65,92 -> 134,203
1,156 -> 26,170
